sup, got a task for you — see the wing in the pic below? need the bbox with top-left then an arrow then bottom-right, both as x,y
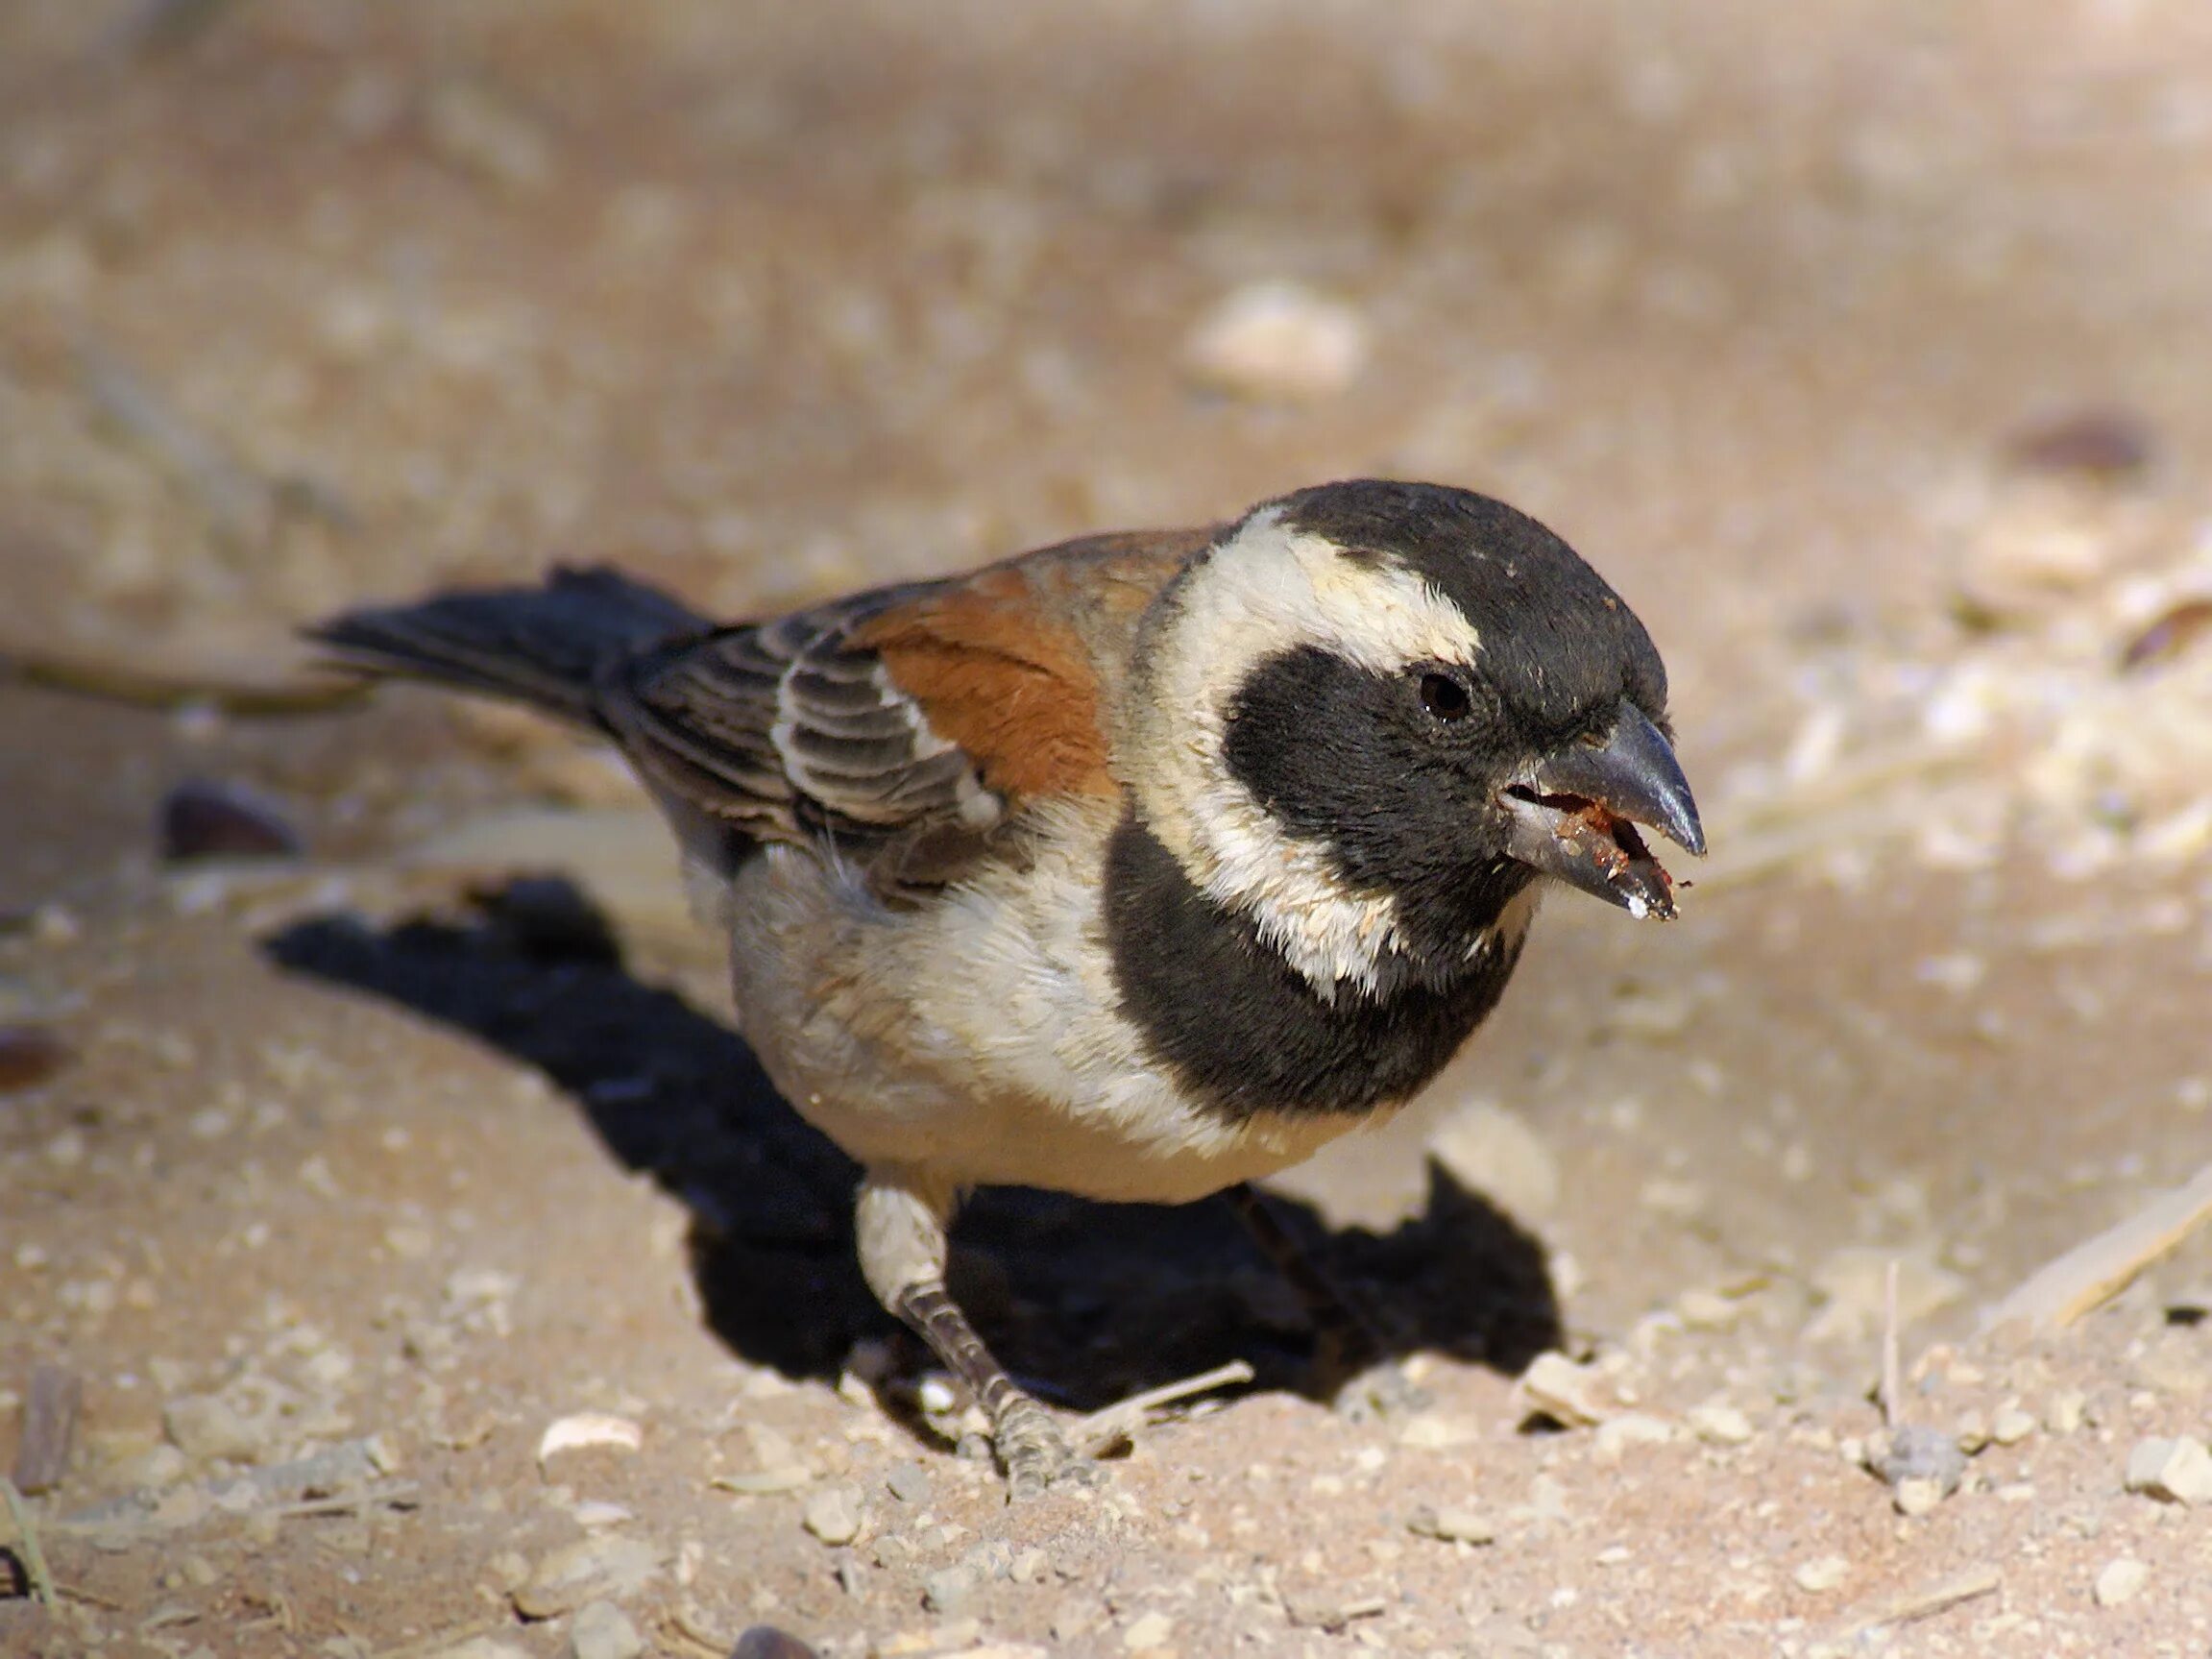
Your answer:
598,530 -> 1204,893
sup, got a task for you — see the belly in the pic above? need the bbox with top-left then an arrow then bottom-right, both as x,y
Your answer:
709,817 -> 1374,1203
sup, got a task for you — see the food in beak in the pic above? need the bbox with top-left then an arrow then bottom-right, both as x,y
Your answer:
1498,700 -> 1704,920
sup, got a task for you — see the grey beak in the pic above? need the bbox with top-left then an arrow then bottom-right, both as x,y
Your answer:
1499,700 -> 1705,920
1533,701 -> 1706,858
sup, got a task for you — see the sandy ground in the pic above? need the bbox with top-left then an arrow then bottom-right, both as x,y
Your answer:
6,3 -> 2212,1656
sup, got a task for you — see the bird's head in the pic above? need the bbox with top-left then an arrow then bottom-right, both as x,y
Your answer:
1126,478 -> 1704,998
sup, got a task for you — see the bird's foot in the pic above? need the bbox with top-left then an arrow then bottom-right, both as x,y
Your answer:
995,1397 -> 1103,1502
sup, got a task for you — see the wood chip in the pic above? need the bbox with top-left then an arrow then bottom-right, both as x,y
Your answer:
1979,1161 -> 2212,1337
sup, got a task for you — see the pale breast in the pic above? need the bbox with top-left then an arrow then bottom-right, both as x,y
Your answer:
710,804 -> 1367,1203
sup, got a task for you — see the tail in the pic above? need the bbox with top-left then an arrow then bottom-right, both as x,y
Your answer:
307,566 -> 711,724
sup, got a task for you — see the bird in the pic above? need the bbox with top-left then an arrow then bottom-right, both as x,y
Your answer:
310,478 -> 1704,1499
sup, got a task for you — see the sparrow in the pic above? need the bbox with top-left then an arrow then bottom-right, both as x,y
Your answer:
310,478 -> 1704,1498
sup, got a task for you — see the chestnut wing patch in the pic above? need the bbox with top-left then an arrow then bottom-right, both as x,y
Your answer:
601,569 -> 1108,890
849,565 -> 1115,806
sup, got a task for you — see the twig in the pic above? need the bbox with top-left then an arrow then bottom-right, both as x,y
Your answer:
12,1365 -> 82,1495
1979,1161 -> 2212,1337
0,647 -> 371,716
1881,1259 -> 1901,1430
258,1479 -> 420,1521
0,1476 -> 56,1606
1832,1565 -> 2001,1641
1071,1359 -> 1254,1456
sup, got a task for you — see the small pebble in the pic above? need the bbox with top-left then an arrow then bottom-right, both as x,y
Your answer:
1406,1504 -> 1498,1546
1689,1404 -> 1755,1446
0,1025 -> 72,1094
159,778 -> 304,862
1593,1412 -> 1675,1458
2094,1556 -> 2150,1609
885,1459 -> 932,1504
569,1599 -> 644,1659
163,1395 -> 264,1464
2006,407 -> 2154,482
730,1630 -> 820,1659
1675,1288 -> 1743,1330
1122,1609 -> 1175,1650
1869,1423 -> 1968,1495
1183,281 -> 1368,403
539,1413 -> 644,1469
2046,1390 -> 2087,1435
1894,1476 -> 1946,1518
512,1537 -> 665,1621
1514,1351 -> 1613,1427
1990,1407 -> 2037,1447
801,1485 -> 863,1547
1793,1555 -> 1849,1594
2124,1435 -> 2212,1504
922,1564 -> 982,1615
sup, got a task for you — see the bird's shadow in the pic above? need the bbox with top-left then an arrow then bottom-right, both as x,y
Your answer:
261,878 -> 1561,1415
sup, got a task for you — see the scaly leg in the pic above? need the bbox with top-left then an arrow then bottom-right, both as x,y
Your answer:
1224,1182 -> 1429,1419
855,1171 -> 1093,1500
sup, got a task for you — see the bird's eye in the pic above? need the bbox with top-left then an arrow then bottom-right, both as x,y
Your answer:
1419,671 -> 1471,721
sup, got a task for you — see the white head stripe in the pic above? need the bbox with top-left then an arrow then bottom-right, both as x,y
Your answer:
1128,507 -> 1484,995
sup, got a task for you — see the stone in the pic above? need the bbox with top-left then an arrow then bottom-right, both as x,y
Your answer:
512,1536 -> 665,1621
1793,1556 -> 1848,1594
158,778 -> 304,862
1406,1504 -> 1497,1545
1183,281 -> 1368,403
2045,1390 -> 2088,1435
922,1565 -> 982,1615
1514,1351 -> 1613,1427
0,1025 -> 72,1094
730,1632 -> 820,1659
2124,1435 -> 2212,1504
1122,1610 -> 1175,1650
538,1413 -> 644,1469
1989,1407 -> 2037,1447
1868,1424 -> 1968,1495
885,1459 -> 932,1504
569,1599 -> 644,1659
2094,1557 -> 2149,1608
1894,1476 -> 1946,1518
1593,1412 -> 1676,1459
1689,1403 -> 1755,1446
801,1485 -> 863,1547
163,1395 -> 265,1464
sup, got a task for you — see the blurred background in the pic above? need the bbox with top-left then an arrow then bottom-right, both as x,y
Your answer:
5,2 -> 2212,1653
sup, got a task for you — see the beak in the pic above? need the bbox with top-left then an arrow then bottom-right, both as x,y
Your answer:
1499,700 -> 1705,920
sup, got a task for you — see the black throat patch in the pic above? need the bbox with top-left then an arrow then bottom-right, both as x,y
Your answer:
1103,810 -> 1530,1123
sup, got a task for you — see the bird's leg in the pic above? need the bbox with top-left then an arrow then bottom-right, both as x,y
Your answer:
855,1172 -> 1092,1500
1224,1182 -> 1430,1420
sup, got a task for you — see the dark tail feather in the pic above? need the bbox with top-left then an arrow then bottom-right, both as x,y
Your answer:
307,566 -> 710,724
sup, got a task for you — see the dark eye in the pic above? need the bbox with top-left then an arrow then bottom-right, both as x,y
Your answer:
1419,671 -> 1471,722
